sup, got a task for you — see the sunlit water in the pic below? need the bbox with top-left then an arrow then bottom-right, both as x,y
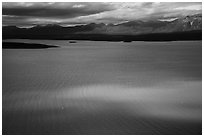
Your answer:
2,40 -> 202,134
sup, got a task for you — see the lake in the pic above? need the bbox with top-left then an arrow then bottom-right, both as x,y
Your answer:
2,39 -> 202,134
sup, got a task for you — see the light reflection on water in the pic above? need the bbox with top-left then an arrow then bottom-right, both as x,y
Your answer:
4,81 -> 201,121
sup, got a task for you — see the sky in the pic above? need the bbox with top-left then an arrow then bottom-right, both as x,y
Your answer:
2,2 -> 202,27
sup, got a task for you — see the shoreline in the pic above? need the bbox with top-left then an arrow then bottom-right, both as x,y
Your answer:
3,30 -> 202,42
2,42 -> 59,49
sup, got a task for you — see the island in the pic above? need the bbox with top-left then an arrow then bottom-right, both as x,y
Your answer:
2,42 -> 59,49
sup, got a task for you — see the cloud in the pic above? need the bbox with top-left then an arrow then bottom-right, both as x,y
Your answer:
2,2 -> 114,18
2,2 -> 202,26
72,4 -> 86,8
95,2 -> 202,21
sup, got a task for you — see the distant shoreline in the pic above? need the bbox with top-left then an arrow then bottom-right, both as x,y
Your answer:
2,42 -> 59,49
3,30 -> 202,42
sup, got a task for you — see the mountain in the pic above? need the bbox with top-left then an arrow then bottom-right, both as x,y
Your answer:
2,14 -> 202,41
84,14 -> 202,34
154,14 -> 202,32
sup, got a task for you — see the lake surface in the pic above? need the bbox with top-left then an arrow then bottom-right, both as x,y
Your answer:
2,40 -> 202,134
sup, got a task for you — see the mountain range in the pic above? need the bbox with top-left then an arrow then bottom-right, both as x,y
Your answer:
3,14 -> 202,41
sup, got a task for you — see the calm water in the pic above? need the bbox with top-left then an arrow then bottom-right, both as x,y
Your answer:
2,40 -> 202,134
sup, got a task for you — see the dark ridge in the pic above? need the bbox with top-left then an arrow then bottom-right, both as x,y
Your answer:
2,42 -> 59,49
2,30 -> 202,42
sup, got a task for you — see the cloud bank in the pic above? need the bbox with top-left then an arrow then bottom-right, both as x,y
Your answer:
2,2 -> 202,27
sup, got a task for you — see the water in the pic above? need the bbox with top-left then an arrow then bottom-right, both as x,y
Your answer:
2,40 -> 202,134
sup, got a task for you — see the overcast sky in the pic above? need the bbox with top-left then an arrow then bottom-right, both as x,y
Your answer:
2,2 -> 202,27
